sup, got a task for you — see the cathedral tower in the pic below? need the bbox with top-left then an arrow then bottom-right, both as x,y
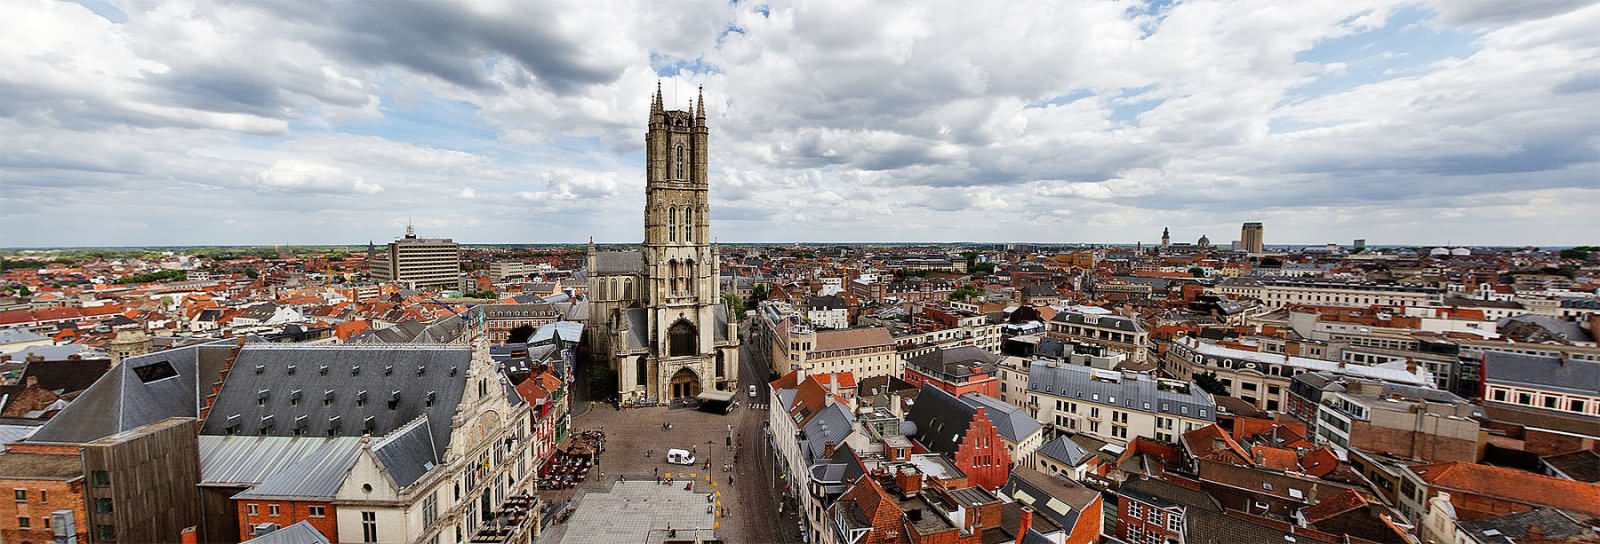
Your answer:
593,84 -> 738,403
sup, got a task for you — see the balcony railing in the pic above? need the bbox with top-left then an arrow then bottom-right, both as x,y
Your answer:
468,494 -> 540,543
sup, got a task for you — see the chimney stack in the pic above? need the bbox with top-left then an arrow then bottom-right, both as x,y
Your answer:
1016,507 -> 1034,544
822,441 -> 836,459
1406,358 -> 1418,375
895,466 -> 922,497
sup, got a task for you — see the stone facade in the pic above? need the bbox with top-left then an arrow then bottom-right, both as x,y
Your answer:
589,85 -> 739,402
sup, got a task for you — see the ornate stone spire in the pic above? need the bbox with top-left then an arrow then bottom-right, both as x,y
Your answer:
695,85 -> 705,119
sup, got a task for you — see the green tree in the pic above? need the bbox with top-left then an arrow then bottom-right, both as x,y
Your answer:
1188,267 -> 1206,278
244,269 -> 259,279
14,285 -> 30,297
722,293 -> 743,315
1559,246 -> 1596,260
1193,371 -> 1228,395
744,283 -> 770,312
948,285 -> 981,301
972,262 -> 997,274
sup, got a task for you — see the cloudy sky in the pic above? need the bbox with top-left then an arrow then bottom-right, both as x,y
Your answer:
3,0 -> 1598,247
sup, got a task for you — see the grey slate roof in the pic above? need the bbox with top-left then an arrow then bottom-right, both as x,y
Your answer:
1035,436 -> 1092,466
1050,310 -> 1145,333
615,307 -> 649,352
958,393 -> 1042,443
240,520 -> 331,544
199,435 -> 363,487
28,339 -> 235,444
1498,314 -> 1595,343
1483,351 -> 1600,396
1027,361 -> 1215,420
0,328 -> 48,345
592,251 -> 642,275
904,346 -> 998,379
806,295 -> 848,311
906,385 -> 973,456
370,416 -> 440,489
713,304 -> 730,344
1456,507 -> 1596,544
800,403 -> 854,465
232,437 -> 362,500
197,345 -> 470,464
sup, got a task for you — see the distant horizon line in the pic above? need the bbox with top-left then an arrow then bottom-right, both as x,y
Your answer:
2,241 -> 1585,251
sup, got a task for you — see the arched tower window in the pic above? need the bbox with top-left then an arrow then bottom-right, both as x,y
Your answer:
683,208 -> 693,243
667,208 -> 676,242
686,259 -> 696,296
668,260 -> 679,295
674,144 -> 685,180
669,320 -> 697,357
636,356 -> 647,386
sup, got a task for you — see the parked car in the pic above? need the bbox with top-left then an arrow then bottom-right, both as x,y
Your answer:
748,384 -> 758,398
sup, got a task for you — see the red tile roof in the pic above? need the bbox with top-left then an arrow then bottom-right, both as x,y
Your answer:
1411,462 -> 1600,517
1300,488 -> 1368,524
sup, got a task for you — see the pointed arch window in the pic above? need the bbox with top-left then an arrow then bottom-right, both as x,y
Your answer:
674,145 -> 686,180
683,208 -> 693,243
667,207 -> 676,242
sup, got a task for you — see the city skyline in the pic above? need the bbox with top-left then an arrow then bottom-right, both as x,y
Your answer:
4,1 -> 1599,247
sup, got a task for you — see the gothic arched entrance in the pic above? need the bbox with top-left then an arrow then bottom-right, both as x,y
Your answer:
669,367 -> 701,400
668,319 -> 697,357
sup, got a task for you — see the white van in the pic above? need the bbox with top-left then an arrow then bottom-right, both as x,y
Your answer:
666,448 -> 696,466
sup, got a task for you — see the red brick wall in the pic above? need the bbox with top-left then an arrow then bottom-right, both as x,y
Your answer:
1350,421 -> 1478,463
1064,495 -> 1102,544
236,499 -> 337,541
954,410 -> 1012,491
1523,428 -> 1597,456
0,478 -> 87,544
1117,498 -> 1180,543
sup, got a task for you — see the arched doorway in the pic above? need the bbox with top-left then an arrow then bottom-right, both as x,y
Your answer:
669,367 -> 701,400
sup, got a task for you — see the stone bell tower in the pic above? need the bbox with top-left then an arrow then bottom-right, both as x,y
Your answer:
631,83 -> 737,400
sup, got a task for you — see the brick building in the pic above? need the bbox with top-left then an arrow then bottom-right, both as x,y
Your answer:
0,447 -> 88,544
951,408 -> 1011,491
902,346 -> 999,398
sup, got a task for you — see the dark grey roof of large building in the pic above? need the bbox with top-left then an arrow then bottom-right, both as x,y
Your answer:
1050,311 -> 1145,333
199,435 -> 363,487
592,251 -> 642,275
958,393 -> 1042,443
28,339 -> 237,444
806,295 -> 848,311
1483,352 -> 1600,396
1027,362 -> 1215,420
197,345 -> 471,463
370,416 -> 440,489
905,385 -> 973,456
231,437 -> 362,500
904,346 -> 998,379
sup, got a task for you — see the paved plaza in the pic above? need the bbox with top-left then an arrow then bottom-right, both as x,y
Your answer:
552,481 -> 719,544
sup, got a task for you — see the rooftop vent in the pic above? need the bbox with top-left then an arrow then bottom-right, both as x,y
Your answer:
254,365 -> 265,375
352,365 -> 360,376
384,365 -> 393,376
416,365 -> 426,376
286,364 -> 296,375
425,391 -> 436,407
388,390 -> 401,410
319,364 -> 329,376
363,416 -> 375,433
